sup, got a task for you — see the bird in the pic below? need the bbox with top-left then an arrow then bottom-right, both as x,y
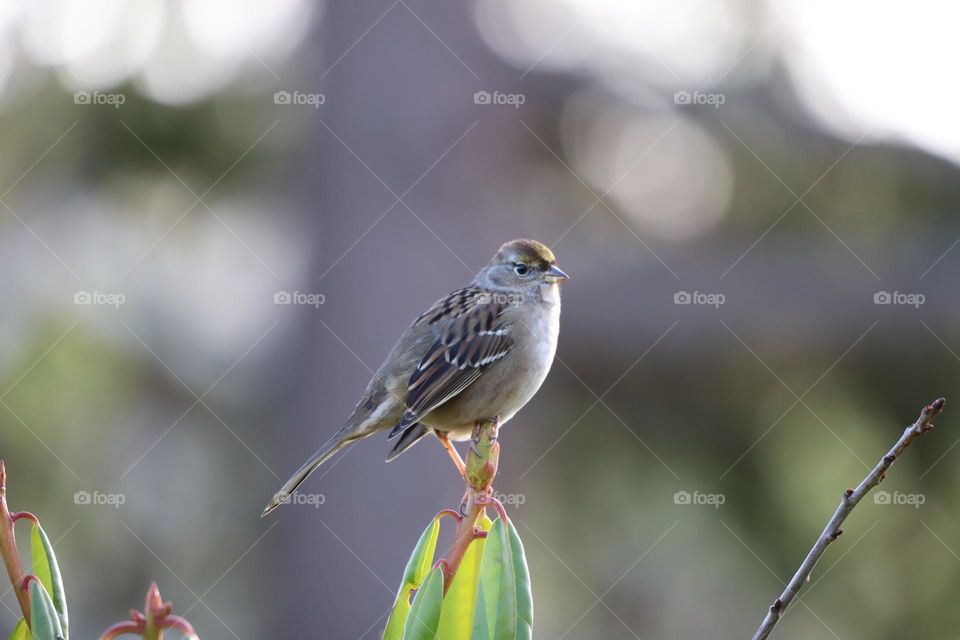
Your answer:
262,239 -> 568,516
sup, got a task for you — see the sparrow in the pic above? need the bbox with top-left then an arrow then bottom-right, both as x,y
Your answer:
263,239 -> 568,516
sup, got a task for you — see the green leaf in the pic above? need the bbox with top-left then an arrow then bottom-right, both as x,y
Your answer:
383,518 -> 441,640
436,514 -> 492,639
382,594 -> 411,640
8,618 -> 29,640
28,581 -> 63,640
403,518 -> 440,590
477,512 -> 493,532
30,524 -> 67,639
471,516 -> 533,640
402,567 -> 443,640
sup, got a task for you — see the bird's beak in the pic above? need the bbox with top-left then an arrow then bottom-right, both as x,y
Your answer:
543,264 -> 570,284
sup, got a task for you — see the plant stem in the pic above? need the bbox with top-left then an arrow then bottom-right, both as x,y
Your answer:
441,496 -> 483,589
0,461 -> 30,625
752,398 -> 945,640
439,418 -> 500,590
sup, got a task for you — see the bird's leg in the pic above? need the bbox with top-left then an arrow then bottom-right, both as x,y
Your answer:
436,432 -> 468,482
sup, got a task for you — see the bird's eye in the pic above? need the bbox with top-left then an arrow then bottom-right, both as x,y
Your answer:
513,263 -> 529,276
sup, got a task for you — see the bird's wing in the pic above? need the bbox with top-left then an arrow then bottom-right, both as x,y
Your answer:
389,287 -> 513,438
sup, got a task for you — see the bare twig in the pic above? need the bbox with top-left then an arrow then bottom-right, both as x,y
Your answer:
752,398 -> 946,640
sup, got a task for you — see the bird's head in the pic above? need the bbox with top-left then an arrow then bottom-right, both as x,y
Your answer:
476,239 -> 569,294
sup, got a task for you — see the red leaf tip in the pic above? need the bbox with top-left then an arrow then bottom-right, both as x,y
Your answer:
145,581 -> 162,612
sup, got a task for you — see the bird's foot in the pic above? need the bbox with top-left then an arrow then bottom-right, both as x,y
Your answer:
471,416 -> 501,442
469,416 -> 500,461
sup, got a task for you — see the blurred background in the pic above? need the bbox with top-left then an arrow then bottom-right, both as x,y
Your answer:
1,0 -> 959,638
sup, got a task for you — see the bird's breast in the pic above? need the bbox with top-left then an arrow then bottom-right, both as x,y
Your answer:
422,297 -> 561,438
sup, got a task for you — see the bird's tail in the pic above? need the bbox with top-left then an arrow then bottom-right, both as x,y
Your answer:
385,423 -> 429,461
261,429 -> 356,517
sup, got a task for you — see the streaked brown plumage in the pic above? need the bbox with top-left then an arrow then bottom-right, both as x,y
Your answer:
263,239 -> 567,516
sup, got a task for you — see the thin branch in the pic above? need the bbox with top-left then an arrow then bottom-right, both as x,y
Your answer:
0,461 -> 31,625
752,397 -> 946,640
